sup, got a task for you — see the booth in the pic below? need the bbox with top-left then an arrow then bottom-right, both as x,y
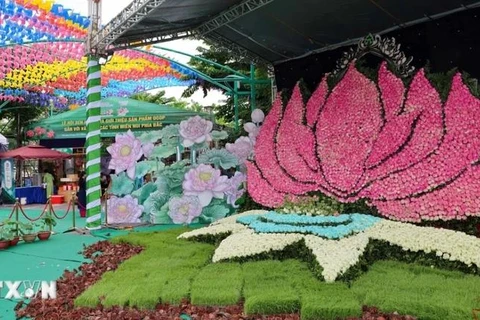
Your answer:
0,145 -> 71,204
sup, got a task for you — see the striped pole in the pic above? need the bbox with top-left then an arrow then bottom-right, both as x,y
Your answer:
85,56 -> 102,230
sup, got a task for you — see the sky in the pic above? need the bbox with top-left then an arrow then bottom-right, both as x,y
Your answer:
56,0 -> 226,107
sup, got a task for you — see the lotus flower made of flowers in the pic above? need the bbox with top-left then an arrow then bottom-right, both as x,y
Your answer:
107,130 -> 144,179
247,62 -> 480,222
183,164 -> 230,207
179,116 -> 213,148
107,195 -> 143,224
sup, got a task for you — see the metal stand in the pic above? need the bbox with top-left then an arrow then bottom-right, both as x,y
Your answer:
63,193 -> 87,234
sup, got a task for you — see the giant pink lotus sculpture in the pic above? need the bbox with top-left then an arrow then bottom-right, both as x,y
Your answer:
247,62 -> 480,222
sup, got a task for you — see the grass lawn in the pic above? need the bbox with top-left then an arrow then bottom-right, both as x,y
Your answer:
75,228 -> 480,319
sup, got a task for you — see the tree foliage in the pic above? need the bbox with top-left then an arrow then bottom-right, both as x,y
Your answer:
130,90 -> 204,113
182,40 -> 272,126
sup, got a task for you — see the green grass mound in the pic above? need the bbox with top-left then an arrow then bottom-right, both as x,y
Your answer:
75,229 -> 480,319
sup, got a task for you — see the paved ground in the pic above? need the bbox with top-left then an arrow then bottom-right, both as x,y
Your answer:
0,203 -> 202,320
0,203 -> 93,320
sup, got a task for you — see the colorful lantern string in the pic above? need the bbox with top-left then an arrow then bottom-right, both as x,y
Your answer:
0,1 -> 198,108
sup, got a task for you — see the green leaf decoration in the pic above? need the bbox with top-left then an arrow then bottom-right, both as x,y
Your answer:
143,189 -> 170,215
135,162 -> 151,178
193,141 -> 210,151
162,136 -> 180,147
131,182 -> 157,205
150,145 -> 176,159
110,172 -> 134,196
142,160 -> 165,173
198,204 -> 230,224
211,130 -> 228,141
138,131 -> 163,144
160,124 -> 180,139
150,202 -> 173,224
155,160 -> 189,191
198,149 -> 238,169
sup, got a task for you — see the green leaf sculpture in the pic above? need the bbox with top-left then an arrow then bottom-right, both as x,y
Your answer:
110,172 -> 135,196
198,149 -> 238,169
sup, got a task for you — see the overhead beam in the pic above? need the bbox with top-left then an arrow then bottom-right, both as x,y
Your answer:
89,0 -> 167,54
203,32 -> 270,66
195,0 -> 275,35
90,0 -> 275,61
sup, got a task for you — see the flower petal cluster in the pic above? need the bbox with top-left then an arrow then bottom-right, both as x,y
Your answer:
224,172 -> 246,208
226,137 -> 253,165
107,195 -> 143,223
248,62 -> 480,221
237,213 -> 379,239
107,130 -> 143,179
179,116 -> 213,148
168,195 -> 202,224
182,164 -> 229,207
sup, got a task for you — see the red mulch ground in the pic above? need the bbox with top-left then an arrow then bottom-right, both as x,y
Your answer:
15,241 -> 417,320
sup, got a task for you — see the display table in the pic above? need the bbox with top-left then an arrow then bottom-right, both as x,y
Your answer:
15,186 -> 47,204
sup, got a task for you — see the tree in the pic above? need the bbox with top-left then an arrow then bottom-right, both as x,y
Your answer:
130,90 -> 203,111
0,102 -> 46,183
182,40 -> 272,127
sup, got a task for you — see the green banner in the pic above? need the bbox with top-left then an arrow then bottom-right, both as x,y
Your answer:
1,159 -> 15,199
27,97 -> 206,140
54,148 -> 73,154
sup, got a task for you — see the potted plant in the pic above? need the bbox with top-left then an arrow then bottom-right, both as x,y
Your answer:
20,222 -> 37,243
0,224 -> 13,249
3,219 -> 21,246
37,215 -> 56,241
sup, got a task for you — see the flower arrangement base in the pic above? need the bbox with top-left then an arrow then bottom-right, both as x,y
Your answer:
22,234 -> 37,243
10,236 -> 20,246
37,231 -> 51,241
180,210 -> 480,282
0,240 -> 10,250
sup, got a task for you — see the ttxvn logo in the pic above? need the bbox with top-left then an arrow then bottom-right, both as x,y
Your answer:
0,281 -> 56,299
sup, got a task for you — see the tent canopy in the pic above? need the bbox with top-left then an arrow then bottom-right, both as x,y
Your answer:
27,97 -> 208,140
0,145 -> 71,160
103,0 -> 480,65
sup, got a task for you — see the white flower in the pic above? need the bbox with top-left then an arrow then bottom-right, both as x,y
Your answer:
251,109 -> 265,124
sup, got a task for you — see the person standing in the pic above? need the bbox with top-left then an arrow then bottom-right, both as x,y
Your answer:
77,171 -> 87,217
43,170 -> 54,200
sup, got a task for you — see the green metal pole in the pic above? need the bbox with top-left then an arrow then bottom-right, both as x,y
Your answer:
85,56 -> 102,230
234,81 -> 239,131
250,64 -> 256,112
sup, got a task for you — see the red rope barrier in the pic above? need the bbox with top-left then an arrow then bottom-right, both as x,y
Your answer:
77,201 -> 86,210
18,203 -> 47,222
7,205 -> 15,219
50,202 -> 70,220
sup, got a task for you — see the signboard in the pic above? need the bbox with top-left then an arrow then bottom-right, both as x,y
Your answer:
61,115 -> 165,134
54,148 -> 73,154
1,159 -> 15,199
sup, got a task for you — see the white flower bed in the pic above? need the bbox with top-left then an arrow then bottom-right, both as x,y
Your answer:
179,213 -> 480,282
365,220 -> 480,267
212,230 -> 303,262
304,234 -> 370,282
177,223 -> 248,239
